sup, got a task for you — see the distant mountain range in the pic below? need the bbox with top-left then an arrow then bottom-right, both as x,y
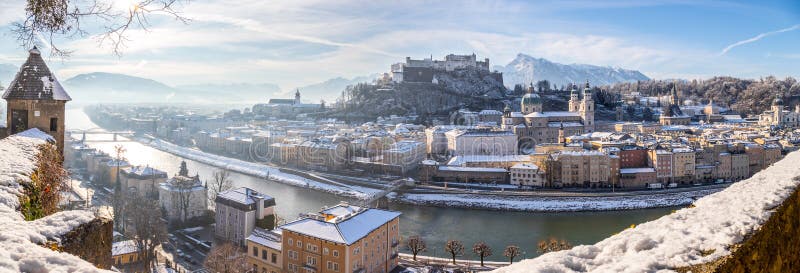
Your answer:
291,74 -> 381,102
496,53 -> 650,88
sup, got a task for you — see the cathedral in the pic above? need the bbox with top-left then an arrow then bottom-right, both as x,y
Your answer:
502,82 -> 595,152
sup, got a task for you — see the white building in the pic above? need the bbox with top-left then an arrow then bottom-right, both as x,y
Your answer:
158,175 -> 208,224
215,187 -> 276,246
758,96 -> 800,127
510,163 -> 545,187
445,128 -> 517,157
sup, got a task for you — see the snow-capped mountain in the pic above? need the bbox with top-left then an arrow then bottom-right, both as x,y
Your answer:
496,53 -> 650,88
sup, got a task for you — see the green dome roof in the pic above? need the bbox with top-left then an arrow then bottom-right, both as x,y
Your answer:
521,93 -> 542,105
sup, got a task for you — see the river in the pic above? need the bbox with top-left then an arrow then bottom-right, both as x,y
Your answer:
65,107 -> 673,261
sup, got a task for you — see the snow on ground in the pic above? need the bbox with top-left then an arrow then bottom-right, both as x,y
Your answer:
395,188 -> 720,212
138,137 -> 379,199
492,150 -> 800,272
0,131 -> 108,272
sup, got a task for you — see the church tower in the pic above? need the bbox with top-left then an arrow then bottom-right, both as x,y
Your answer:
502,104 -> 514,130
294,89 -> 301,105
579,81 -> 595,132
772,95 -> 784,126
568,84 -> 580,112
558,122 -> 565,145
3,46 -> 71,153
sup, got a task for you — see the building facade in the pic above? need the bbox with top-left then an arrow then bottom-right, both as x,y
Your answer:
280,203 -> 401,273
502,83 -> 595,153
215,187 -> 276,246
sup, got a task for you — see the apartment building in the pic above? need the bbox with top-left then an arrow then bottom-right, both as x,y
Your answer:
280,203 -> 401,273
557,151 -> 610,187
247,228 -> 283,273
215,187 -> 277,246
510,162 -> 545,187
648,150 -> 673,184
671,148 -> 696,184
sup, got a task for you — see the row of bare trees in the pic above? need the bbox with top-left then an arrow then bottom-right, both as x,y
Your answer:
407,235 -> 573,267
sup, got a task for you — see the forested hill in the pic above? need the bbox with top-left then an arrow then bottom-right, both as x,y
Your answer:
333,68 -> 507,122
601,76 -> 800,115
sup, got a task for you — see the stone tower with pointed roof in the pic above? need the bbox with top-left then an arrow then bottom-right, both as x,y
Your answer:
2,47 -> 71,153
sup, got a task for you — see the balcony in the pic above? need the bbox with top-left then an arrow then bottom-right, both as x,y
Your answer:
492,150 -> 800,272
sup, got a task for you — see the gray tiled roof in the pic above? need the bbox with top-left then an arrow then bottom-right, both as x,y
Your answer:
2,47 -> 71,101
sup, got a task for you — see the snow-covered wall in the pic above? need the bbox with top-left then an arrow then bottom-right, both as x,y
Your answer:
0,131 -> 112,272
492,150 -> 800,273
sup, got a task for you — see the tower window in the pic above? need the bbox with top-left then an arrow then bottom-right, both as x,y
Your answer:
50,118 -> 58,132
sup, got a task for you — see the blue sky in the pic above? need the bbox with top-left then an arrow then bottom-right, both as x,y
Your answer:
0,0 -> 797,94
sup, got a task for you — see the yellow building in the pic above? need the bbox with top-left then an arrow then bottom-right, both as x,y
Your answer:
280,203 -> 401,273
247,228 -> 283,273
111,240 -> 140,267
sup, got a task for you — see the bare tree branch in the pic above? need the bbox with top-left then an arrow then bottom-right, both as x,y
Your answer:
12,0 -> 190,57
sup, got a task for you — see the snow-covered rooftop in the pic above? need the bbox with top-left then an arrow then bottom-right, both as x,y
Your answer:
112,240 -> 139,256
217,187 -> 274,206
247,228 -> 282,250
492,150 -> 800,273
281,204 -> 400,245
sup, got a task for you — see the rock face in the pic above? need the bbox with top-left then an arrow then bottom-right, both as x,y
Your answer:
337,68 -> 507,121
497,53 -> 649,88
55,216 -> 114,269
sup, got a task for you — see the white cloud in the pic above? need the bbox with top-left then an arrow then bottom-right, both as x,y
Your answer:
719,24 -> 800,56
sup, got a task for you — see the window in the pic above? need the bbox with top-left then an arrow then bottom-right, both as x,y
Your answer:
289,238 -> 293,246
50,118 -> 58,132
306,256 -> 317,266
297,241 -> 302,248
262,250 -> 267,260
271,253 -> 278,264
323,248 -> 329,255
327,261 -> 340,271
253,246 -> 258,256
332,250 -> 339,257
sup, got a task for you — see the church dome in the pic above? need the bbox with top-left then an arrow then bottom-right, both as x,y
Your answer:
773,97 -> 784,106
521,93 -> 542,105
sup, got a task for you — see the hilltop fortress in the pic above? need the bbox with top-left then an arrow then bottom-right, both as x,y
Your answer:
390,53 -> 503,84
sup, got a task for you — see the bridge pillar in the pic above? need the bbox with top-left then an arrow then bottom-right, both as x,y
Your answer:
81,131 -> 86,142
113,133 -> 117,142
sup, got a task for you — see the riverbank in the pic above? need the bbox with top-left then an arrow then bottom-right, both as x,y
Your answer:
133,135 -> 726,212
105,135 -> 381,199
390,187 -> 720,212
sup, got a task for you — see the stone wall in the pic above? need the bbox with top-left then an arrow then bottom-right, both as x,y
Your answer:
54,215 -> 114,269
677,179 -> 800,273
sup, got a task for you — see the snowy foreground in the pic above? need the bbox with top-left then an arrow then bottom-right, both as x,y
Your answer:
393,188 -> 722,212
139,137 -> 378,199
0,130 -> 108,272
492,151 -> 800,272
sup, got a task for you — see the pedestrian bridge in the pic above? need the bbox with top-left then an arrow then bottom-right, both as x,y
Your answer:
67,128 -> 136,142
361,178 -> 408,208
